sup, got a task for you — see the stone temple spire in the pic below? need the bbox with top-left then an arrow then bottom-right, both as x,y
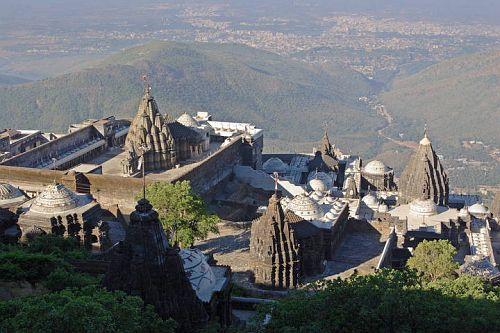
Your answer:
103,198 -> 208,332
398,129 -> 449,206
321,129 -> 335,158
122,86 -> 177,173
250,194 -> 300,289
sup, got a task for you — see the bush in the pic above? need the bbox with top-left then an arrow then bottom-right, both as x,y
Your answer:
42,268 -> 100,291
0,286 -> 176,333
0,250 -> 66,283
26,234 -> 88,259
249,269 -> 500,333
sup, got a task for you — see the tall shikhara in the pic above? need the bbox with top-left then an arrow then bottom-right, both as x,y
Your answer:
103,198 -> 208,332
398,131 -> 449,206
250,194 -> 300,289
124,87 -> 177,171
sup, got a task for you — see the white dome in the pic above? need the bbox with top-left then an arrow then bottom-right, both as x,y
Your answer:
180,248 -> 216,302
459,207 -> 469,217
409,198 -> 438,217
307,172 -> 334,189
30,183 -> 80,214
363,160 -> 390,175
177,113 -> 199,127
0,183 -> 23,201
263,157 -> 289,174
362,193 -> 379,208
468,203 -> 489,216
309,178 -> 328,192
325,212 -> 336,220
287,194 -> 323,220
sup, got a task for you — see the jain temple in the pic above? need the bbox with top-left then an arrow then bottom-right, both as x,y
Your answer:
0,84 -> 499,330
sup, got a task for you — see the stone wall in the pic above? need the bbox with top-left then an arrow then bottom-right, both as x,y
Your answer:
1,126 -> 103,168
0,135 -> 247,212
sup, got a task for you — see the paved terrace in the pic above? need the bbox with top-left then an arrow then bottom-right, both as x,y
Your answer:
197,221 -> 388,288
87,141 -> 224,180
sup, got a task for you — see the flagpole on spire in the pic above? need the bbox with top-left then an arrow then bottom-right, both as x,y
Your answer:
138,144 -> 150,200
272,172 -> 279,196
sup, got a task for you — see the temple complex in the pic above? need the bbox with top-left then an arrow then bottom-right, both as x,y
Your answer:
398,131 -> 449,206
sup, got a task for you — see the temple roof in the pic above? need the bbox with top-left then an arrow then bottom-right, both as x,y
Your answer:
177,113 -> 199,128
125,88 -> 175,155
363,160 -> 390,175
398,131 -> 449,205
30,183 -> 82,214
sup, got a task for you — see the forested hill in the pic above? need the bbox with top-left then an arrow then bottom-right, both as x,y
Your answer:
0,41 -> 381,153
380,50 -> 500,154
0,74 -> 30,86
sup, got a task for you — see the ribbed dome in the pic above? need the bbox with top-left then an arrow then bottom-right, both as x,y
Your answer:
287,194 -> 323,220
30,183 -> 80,214
177,113 -> 199,128
468,203 -> 489,216
307,171 -> 334,189
0,183 -> 22,200
179,248 -> 216,303
362,192 -> 379,208
309,178 -> 328,192
263,157 -> 289,174
363,160 -> 389,175
409,198 -> 438,217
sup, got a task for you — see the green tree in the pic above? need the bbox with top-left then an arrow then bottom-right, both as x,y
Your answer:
247,269 -> 500,333
0,286 -> 176,333
407,240 -> 459,281
142,181 -> 219,247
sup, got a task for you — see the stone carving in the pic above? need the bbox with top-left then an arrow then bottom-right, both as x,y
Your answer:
102,198 -> 208,332
122,87 -> 177,174
250,194 -> 300,289
398,131 -> 449,205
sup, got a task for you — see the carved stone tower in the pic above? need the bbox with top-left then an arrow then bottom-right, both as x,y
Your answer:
398,131 -> 449,206
102,198 -> 208,331
250,194 -> 300,289
122,87 -> 177,174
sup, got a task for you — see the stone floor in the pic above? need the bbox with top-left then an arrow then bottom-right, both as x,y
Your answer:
197,222 -> 388,286
321,231 -> 387,279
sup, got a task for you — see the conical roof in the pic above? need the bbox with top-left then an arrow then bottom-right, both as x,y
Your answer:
398,131 -> 449,205
250,194 -> 300,289
30,183 -> 80,214
124,88 -> 177,171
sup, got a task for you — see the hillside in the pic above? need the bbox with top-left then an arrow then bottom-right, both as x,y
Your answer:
380,50 -> 500,155
0,74 -> 30,86
0,41 -> 381,154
